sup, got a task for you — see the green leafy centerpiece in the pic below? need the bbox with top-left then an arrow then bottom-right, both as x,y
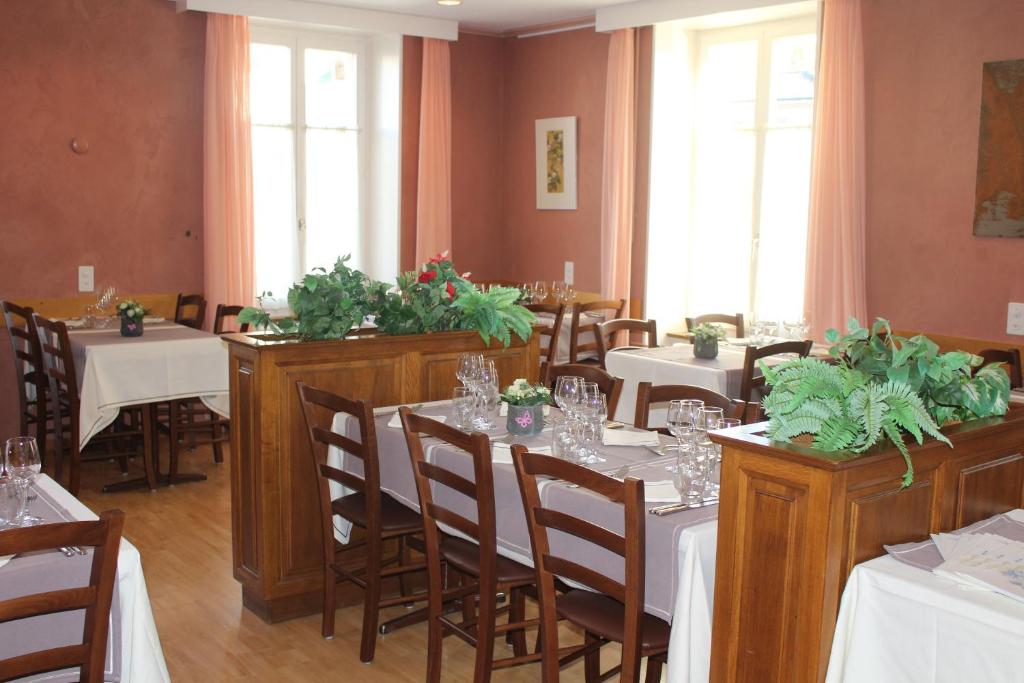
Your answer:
760,318 -> 1010,486
238,253 -> 535,347
693,322 -> 726,359
501,379 -> 552,436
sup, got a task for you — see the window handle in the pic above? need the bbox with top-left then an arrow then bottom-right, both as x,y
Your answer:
298,217 -> 305,233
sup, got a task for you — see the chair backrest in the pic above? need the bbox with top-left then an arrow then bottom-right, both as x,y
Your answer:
33,315 -> 79,439
512,447 -> 646,681
978,348 -> 1023,389
0,510 -> 124,683
525,303 -> 566,378
570,299 -> 626,364
296,383 -> 381,564
633,382 -> 745,433
1,301 -> 46,429
685,313 -> 745,338
399,408 -> 498,598
547,364 -> 624,418
174,293 -> 207,330
739,340 -> 813,421
594,318 -> 658,366
213,304 -> 250,334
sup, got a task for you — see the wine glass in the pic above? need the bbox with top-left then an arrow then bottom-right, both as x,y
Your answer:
576,383 -> 606,464
565,284 -> 577,303
551,281 -> 566,303
534,281 -> 548,303
554,376 -> 581,422
6,437 -> 41,526
521,283 -> 534,304
456,353 -> 483,387
666,400 -> 698,469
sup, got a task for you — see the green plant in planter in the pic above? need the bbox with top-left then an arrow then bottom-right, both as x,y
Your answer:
760,318 -> 1010,487
238,256 -> 388,340
693,323 -> 725,359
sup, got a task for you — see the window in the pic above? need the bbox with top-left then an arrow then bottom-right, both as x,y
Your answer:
250,27 -> 365,300
646,16 -> 817,329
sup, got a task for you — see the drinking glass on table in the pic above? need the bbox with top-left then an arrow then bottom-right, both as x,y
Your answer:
456,353 -> 483,387
706,417 -> 741,495
521,284 -> 534,304
576,384 -> 606,464
533,281 -> 548,303
673,457 -> 704,505
5,437 -> 41,526
551,281 -> 566,303
553,375 -> 580,425
665,399 -> 703,469
475,362 -> 500,429
693,407 -> 724,489
452,387 -> 475,430
0,476 -> 26,529
552,421 -> 580,464
564,284 -> 577,303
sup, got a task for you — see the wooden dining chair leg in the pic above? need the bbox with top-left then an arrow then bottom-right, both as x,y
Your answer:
359,532 -> 383,662
473,589 -> 497,683
212,428 -> 224,464
398,536 -> 411,598
508,586 -> 529,657
644,655 -> 665,683
322,561 -> 337,639
427,595 -> 444,683
584,631 -> 602,682
168,402 -> 182,483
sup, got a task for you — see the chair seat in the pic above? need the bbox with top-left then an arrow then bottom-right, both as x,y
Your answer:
332,492 -> 422,534
556,589 -> 670,652
440,536 -> 535,585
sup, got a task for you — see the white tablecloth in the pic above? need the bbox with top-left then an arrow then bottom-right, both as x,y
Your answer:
827,511 -> 1024,683
36,474 -> 171,682
69,323 -> 230,448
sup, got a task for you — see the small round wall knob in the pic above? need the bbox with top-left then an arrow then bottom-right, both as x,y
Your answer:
70,138 -> 90,155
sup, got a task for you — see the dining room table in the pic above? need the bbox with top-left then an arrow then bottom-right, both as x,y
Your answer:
66,319 -> 229,491
328,400 -> 720,683
0,473 -> 171,682
533,308 -> 606,364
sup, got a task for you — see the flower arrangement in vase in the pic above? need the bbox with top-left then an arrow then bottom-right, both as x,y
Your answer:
693,323 -> 726,359
500,379 -> 552,436
117,299 -> 146,337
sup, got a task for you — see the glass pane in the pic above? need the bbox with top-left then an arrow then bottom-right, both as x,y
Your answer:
250,43 -> 292,126
252,126 -> 298,299
754,128 -> 813,322
304,129 -> 360,272
304,48 -> 358,129
699,40 -> 758,129
767,34 -> 817,127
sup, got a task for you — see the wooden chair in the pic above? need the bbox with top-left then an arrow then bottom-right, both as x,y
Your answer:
399,407 -> 540,682
297,383 -> 430,662
633,382 -> 746,433
685,313 -> 745,338
33,315 -> 142,495
739,340 -> 813,423
0,510 -> 124,682
174,293 -> 207,330
569,299 -> 626,365
978,348 -> 1023,389
525,303 -> 565,383
511,447 -> 669,682
1,301 -> 54,451
547,364 -> 624,419
595,318 -> 658,367
213,304 -> 250,334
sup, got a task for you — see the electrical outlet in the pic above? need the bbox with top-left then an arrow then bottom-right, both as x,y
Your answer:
78,265 -> 95,293
564,261 -> 574,286
1008,303 -> 1024,335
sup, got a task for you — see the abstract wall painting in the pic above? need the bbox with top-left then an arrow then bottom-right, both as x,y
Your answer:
974,59 -> 1024,237
535,116 -> 577,210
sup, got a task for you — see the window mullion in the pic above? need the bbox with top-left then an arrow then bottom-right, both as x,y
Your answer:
294,37 -> 307,280
747,30 -> 772,321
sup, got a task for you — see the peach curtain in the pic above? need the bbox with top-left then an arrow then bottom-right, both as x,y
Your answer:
804,0 -> 867,340
601,29 -> 636,304
203,13 -> 255,330
415,38 -> 452,267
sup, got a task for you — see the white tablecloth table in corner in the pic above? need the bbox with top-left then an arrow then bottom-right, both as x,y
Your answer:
827,508 -> 1024,683
36,474 -> 171,682
69,323 -> 230,448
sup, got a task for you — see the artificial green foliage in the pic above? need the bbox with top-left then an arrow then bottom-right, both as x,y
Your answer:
450,283 -> 535,346
693,323 -> 726,342
374,257 -> 466,336
761,318 -> 1010,487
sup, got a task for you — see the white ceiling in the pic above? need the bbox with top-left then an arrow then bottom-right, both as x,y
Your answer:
312,0 -> 621,32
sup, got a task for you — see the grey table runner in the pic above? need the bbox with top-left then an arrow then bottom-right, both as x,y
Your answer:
339,402 -> 718,622
0,485 -> 121,682
885,512 -> 1024,571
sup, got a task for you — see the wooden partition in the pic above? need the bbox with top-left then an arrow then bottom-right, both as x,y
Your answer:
13,293 -> 180,319
224,329 -> 539,622
708,410 -> 1024,682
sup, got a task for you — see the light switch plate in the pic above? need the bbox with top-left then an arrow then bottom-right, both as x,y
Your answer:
78,265 -> 94,293
1008,302 -> 1024,335
564,261 -> 574,286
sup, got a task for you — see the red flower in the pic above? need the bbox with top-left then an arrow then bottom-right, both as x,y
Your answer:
446,281 -> 456,299
429,252 -> 445,264
418,270 -> 438,284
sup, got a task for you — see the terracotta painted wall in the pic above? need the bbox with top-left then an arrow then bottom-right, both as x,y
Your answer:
0,0 -> 206,435
863,0 -> 1024,343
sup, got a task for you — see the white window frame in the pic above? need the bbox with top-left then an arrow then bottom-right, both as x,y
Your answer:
692,15 -> 817,319
250,24 -> 369,285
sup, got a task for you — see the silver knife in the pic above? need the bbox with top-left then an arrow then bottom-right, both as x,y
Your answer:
648,497 -> 719,516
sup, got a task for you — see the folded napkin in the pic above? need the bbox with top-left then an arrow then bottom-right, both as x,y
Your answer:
644,481 -> 681,503
492,443 -> 551,464
143,316 -> 165,323
602,429 -> 661,447
387,413 -> 447,429
499,403 -> 551,417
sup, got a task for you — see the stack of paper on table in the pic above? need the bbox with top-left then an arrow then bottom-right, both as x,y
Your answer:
932,532 -> 1024,603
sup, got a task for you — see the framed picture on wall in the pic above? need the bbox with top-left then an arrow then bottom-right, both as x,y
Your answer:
535,116 -> 577,210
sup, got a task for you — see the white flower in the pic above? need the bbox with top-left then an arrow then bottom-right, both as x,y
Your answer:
131,308 -> 140,317
118,302 -> 128,310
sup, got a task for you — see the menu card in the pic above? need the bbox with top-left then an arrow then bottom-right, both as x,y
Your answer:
932,532 -> 1024,603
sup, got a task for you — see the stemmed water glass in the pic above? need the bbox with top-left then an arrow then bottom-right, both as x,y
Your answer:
5,436 -> 42,526
575,383 -> 606,464
533,281 -> 548,303
694,407 -> 724,495
564,284 -> 577,304
665,399 -> 703,469
475,361 -> 500,429
521,283 -> 534,304
553,375 -> 581,425
706,417 -> 741,496
551,281 -> 566,303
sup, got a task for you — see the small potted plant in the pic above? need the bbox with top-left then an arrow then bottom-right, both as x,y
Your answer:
693,323 -> 725,359
501,379 -> 551,436
117,299 -> 146,337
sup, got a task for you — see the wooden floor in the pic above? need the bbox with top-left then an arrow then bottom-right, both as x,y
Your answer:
75,443 -> 648,681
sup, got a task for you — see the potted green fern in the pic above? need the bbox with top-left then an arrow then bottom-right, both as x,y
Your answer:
759,318 -> 1010,486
